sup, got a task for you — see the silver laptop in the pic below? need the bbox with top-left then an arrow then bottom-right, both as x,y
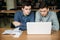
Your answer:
27,22 -> 52,34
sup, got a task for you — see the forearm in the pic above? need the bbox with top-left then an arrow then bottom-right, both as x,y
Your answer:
52,12 -> 59,31
52,19 -> 59,31
52,17 -> 59,31
17,23 -> 26,30
52,24 -> 59,31
12,21 -> 21,27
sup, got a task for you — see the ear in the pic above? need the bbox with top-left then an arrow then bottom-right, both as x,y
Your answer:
22,8 -> 24,10
47,8 -> 49,11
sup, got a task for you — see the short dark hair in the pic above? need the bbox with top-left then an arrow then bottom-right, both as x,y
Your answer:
39,2 -> 48,9
21,2 -> 31,8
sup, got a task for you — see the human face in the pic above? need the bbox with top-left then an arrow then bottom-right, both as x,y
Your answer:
22,6 -> 31,16
39,8 -> 49,17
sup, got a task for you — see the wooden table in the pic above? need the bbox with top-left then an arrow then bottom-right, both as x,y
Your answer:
0,9 -> 60,14
0,28 -> 60,40
0,10 -> 17,13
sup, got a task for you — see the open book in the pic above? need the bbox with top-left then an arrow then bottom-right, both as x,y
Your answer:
2,28 -> 23,38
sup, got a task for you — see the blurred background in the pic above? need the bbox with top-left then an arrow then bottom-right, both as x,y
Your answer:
0,0 -> 60,29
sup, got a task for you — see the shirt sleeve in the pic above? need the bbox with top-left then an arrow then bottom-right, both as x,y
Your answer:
35,11 -> 40,22
14,11 -> 21,27
30,12 -> 35,22
18,23 -> 26,30
51,12 -> 59,31
14,11 -> 20,22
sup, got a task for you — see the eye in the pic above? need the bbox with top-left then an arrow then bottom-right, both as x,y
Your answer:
25,9 -> 28,10
25,9 -> 31,11
40,10 -> 46,12
29,8 -> 31,10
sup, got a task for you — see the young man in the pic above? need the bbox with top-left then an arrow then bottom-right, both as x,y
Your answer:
35,2 -> 59,31
13,2 -> 34,31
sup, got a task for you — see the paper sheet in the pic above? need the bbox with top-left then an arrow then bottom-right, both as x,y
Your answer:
2,27 -> 23,38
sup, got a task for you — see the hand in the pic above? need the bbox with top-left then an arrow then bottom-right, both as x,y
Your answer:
12,21 -> 21,27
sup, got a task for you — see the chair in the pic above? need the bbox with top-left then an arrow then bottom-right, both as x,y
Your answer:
0,13 -> 7,27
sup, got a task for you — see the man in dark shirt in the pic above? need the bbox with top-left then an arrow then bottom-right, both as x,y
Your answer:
13,2 -> 34,31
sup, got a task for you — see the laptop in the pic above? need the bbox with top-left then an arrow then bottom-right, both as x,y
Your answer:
27,22 -> 52,34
